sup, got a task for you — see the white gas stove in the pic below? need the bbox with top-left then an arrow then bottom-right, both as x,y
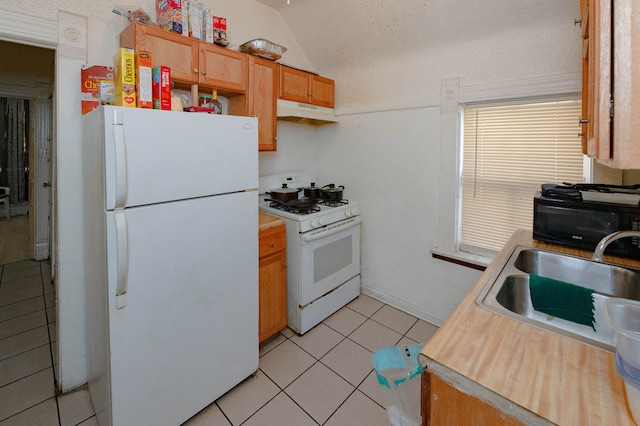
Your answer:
259,173 -> 360,232
259,172 -> 362,334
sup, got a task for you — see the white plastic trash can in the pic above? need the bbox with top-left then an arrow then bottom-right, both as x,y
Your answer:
372,344 -> 424,426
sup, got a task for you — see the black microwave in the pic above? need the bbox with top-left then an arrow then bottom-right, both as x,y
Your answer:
533,194 -> 640,259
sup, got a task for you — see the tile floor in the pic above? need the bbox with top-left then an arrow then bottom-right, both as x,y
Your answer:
0,258 -> 439,426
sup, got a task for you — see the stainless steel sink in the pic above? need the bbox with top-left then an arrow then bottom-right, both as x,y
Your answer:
476,245 -> 640,351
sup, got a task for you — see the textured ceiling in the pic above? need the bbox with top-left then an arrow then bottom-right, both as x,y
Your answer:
254,0 -> 580,75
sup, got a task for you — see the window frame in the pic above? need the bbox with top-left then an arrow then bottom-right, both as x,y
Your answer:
458,96 -> 585,257
432,73 -> 586,267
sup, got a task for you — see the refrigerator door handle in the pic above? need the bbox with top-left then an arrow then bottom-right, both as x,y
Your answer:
113,124 -> 128,208
115,209 -> 129,309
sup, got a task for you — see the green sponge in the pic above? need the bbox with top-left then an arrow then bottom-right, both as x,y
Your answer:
529,274 -> 595,330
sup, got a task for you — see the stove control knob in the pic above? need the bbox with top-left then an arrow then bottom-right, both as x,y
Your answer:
346,208 -> 359,217
310,219 -> 322,228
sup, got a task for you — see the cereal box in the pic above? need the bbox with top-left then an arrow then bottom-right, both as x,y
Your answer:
113,48 -> 136,108
99,81 -> 114,106
156,0 -> 183,34
135,51 -> 153,109
81,65 -> 114,115
213,16 -> 227,43
213,16 -> 221,41
152,66 -> 171,110
219,17 -> 227,41
181,0 -> 189,36
204,9 -> 213,44
188,1 -> 203,40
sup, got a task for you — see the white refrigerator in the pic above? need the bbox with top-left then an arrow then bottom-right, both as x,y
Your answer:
82,106 -> 259,426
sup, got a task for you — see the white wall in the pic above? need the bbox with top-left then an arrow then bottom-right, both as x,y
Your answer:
333,22 -> 582,110
1,0 -> 309,393
258,122 -> 316,176
314,108 -> 483,324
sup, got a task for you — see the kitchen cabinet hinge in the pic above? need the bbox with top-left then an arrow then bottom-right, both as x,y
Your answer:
609,96 -> 614,119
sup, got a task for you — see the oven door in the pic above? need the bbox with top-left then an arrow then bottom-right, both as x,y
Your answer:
298,216 -> 361,306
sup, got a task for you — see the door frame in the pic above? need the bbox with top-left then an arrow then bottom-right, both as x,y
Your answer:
0,9 -> 89,392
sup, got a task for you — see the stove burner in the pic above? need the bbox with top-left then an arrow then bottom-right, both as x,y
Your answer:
268,200 -> 321,215
319,199 -> 349,207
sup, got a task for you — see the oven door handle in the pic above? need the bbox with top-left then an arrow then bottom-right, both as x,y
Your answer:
302,216 -> 362,242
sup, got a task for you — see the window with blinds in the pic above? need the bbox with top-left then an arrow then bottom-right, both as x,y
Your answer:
460,98 -> 584,255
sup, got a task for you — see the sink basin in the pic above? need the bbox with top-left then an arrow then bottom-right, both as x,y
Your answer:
476,245 -> 640,351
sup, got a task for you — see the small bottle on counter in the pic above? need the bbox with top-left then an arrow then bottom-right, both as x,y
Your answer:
199,94 -> 212,107
210,88 -> 222,114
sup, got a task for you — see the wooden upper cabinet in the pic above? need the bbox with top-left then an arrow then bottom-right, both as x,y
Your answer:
199,44 -> 247,92
279,66 -> 310,103
280,65 -> 335,108
611,0 -> 640,169
580,0 -> 591,153
583,0 -> 640,169
120,23 -> 200,84
586,0 -> 612,162
120,22 -> 248,93
310,75 -> 335,108
249,57 -> 278,151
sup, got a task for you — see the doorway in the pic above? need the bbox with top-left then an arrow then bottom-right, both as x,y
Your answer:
0,40 -> 54,265
0,97 -> 29,263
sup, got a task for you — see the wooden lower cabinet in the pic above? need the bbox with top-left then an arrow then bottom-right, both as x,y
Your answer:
259,222 -> 287,342
422,370 -> 523,426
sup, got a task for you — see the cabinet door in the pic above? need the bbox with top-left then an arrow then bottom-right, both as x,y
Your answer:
588,0 -> 612,161
580,0 -> 591,153
310,75 -> 335,108
259,250 -> 287,342
279,65 -> 310,103
122,23 -> 199,84
200,44 -> 248,92
423,371 -> 524,425
611,0 -> 640,168
250,57 -> 278,151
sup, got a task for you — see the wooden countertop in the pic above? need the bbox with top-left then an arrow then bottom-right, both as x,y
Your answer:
259,212 -> 284,231
420,229 -> 638,425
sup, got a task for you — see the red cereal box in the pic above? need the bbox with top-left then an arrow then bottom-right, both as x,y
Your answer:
113,48 -> 136,108
152,66 -> 171,110
156,0 -> 183,34
81,65 -> 114,115
135,51 -> 153,109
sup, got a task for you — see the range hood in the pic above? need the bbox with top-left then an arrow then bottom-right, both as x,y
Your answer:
276,99 -> 338,124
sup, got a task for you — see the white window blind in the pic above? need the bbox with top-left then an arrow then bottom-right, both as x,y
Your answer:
461,99 -> 584,255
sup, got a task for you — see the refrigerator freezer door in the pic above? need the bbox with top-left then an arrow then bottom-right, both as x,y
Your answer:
105,191 -> 258,426
103,106 -> 258,210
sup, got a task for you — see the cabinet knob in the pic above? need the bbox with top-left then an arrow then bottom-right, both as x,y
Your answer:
193,68 -> 198,74
270,242 -> 275,248
202,70 -> 206,75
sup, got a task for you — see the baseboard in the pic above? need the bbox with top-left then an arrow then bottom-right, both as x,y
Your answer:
360,284 -> 446,328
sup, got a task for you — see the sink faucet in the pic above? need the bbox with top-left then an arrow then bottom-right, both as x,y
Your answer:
592,230 -> 640,262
